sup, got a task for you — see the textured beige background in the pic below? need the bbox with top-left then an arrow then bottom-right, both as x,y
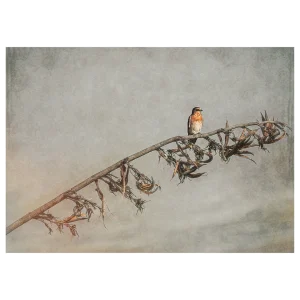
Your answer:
6,48 -> 294,252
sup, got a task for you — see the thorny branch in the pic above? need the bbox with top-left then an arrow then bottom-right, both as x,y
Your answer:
6,112 -> 291,236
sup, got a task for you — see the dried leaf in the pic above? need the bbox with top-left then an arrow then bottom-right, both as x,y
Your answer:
239,128 -> 247,141
238,150 -> 254,156
265,110 -> 269,121
172,161 -> 180,180
265,132 -> 286,144
186,172 -> 206,178
120,163 -> 127,197
217,133 -> 223,144
236,154 -> 257,164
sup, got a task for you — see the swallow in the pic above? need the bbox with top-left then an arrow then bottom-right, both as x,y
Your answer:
187,107 -> 203,144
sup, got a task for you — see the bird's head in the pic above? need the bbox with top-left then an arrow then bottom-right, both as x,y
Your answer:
192,107 -> 203,115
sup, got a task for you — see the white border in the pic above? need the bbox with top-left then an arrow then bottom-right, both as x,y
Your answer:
4,45 -> 296,256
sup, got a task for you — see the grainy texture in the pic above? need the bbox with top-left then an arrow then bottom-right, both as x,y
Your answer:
6,48 -> 294,252
7,119 -> 288,235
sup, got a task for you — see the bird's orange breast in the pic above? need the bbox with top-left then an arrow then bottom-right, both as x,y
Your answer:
191,112 -> 203,123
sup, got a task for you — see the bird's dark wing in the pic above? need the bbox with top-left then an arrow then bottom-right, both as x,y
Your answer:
187,115 -> 191,135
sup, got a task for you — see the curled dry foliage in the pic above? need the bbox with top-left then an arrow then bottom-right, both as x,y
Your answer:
7,112 -> 291,237
157,111 -> 290,183
33,192 -> 101,236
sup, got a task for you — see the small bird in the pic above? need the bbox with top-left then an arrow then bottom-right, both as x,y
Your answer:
187,107 -> 203,144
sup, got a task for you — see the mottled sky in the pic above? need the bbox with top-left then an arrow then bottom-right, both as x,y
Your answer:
6,48 -> 294,252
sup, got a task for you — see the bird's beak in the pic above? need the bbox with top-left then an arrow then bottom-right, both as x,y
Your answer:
200,109 -> 203,112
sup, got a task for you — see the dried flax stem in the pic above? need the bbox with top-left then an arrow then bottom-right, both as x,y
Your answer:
6,116 -> 290,235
